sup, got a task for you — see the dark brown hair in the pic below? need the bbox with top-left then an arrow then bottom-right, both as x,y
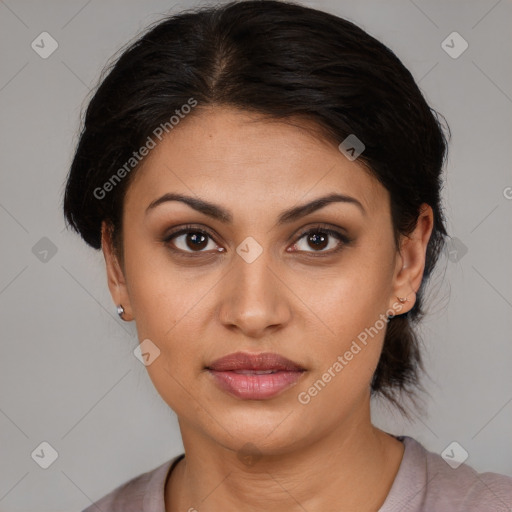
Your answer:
63,0 -> 450,414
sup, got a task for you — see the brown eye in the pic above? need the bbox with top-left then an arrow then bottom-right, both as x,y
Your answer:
182,232 -> 210,251
291,227 -> 349,254
305,232 -> 329,251
164,227 -> 220,253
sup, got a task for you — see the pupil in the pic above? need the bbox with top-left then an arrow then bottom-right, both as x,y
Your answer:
187,232 -> 208,250
309,232 -> 328,250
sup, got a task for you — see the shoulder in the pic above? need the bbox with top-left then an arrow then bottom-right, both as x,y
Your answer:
82,454 -> 184,512
380,436 -> 512,512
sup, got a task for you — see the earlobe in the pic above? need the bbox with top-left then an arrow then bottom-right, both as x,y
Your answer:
101,221 -> 134,321
390,204 -> 434,314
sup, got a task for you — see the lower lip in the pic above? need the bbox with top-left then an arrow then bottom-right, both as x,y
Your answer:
207,370 -> 305,399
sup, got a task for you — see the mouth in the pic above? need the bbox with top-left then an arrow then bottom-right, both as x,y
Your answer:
206,352 -> 306,400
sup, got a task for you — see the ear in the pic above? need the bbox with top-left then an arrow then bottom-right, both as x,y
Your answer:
389,203 -> 434,314
101,221 -> 134,321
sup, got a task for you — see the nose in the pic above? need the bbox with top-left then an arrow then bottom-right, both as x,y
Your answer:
217,249 -> 292,339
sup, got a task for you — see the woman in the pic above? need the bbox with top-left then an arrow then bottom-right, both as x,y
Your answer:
63,1 -> 512,510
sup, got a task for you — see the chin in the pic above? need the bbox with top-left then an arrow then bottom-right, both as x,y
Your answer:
205,406 -> 313,454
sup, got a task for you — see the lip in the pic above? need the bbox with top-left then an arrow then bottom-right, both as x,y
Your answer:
206,351 -> 306,400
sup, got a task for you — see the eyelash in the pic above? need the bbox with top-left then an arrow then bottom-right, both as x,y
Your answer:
162,223 -> 351,258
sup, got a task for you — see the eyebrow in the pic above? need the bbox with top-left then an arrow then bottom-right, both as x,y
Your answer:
145,192 -> 366,224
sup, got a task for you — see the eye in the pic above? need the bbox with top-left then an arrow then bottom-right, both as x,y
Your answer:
290,225 -> 350,254
162,223 -> 350,256
163,225 -> 223,254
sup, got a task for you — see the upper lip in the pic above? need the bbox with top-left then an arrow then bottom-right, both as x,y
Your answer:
207,352 -> 305,372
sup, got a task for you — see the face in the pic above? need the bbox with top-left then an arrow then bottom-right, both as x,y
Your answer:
102,106 -> 432,455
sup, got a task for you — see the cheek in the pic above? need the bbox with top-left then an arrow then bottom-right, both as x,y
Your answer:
123,235 -> 185,336
127,266 -> 206,412
123,244 -> 210,374
293,279 -> 390,419
128,273 -> 201,366
303,254 -> 393,340
294,252 -> 394,388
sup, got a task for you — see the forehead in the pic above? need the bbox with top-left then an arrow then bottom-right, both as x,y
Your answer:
124,106 -> 386,218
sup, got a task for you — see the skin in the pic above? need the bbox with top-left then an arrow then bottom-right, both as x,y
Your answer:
101,106 -> 433,511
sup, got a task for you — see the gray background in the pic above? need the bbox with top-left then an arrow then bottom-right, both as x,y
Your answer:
0,0 -> 511,510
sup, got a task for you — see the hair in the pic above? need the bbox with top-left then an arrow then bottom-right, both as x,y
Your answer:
63,0 -> 450,415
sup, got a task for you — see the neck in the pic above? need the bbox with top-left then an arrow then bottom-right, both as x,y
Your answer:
166,398 -> 404,512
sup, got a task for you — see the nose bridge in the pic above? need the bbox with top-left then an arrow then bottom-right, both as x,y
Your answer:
217,243 -> 290,336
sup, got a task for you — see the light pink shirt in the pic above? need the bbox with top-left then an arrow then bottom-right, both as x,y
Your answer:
82,436 -> 512,511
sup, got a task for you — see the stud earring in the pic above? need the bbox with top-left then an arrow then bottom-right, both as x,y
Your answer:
117,304 -> 125,319
397,296 -> 409,304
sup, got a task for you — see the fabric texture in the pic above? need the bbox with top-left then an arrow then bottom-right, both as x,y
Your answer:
82,436 -> 512,511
